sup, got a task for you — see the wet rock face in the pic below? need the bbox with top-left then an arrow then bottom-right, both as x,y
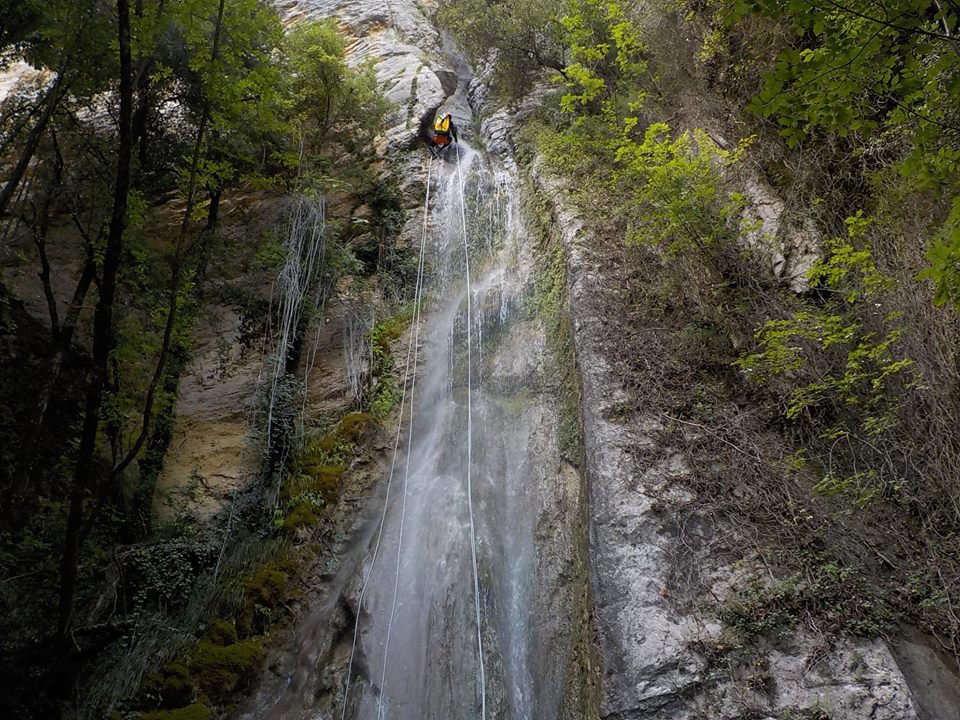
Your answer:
258,5 -> 942,720
233,7 -> 593,719
274,0 -> 463,316
529,164 -> 705,717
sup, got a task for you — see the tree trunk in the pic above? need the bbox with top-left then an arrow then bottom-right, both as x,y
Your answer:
111,0 -> 226,481
7,254 -> 96,530
57,0 -> 133,642
206,185 -> 222,231
12,257 -> 96,512
34,201 -> 60,338
33,133 -> 66,339
133,0 -> 149,168
132,0 -> 169,171
133,72 -> 152,170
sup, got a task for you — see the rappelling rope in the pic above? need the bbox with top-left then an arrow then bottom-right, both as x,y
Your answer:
341,155 -> 433,720
376,152 -> 434,719
457,142 -> 487,720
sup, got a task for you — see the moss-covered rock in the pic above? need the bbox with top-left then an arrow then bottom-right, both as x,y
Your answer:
237,566 -> 290,636
140,702 -> 211,720
308,464 -> 345,499
188,638 -> 264,701
339,411 -> 373,440
204,619 -> 239,647
282,501 -> 318,533
369,314 -> 412,417
140,662 -> 195,709
312,433 -> 340,454
244,568 -> 288,608
291,410 -> 374,508
297,459 -> 345,493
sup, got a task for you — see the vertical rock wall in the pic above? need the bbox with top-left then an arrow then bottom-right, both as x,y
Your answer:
528,157 -> 923,719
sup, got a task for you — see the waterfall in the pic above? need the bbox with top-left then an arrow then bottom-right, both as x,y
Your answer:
345,143 -> 525,720
242,62 -> 585,720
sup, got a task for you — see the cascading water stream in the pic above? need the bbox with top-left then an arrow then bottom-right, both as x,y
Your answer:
457,142 -> 487,720
340,128 -> 554,719
244,74 -> 585,720
346,144 -> 498,720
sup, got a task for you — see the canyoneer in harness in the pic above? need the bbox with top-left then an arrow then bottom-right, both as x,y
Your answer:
430,111 -> 458,157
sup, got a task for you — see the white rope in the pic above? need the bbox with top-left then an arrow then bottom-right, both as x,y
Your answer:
264,195 -> 327,456
341,156 -> 433,720
300,197 -> 329,430
377,154 -> 434,720
457,142 -> 486,719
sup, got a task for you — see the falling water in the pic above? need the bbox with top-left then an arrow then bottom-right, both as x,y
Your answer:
342,141 -> 539,720
245,90 -> 584,720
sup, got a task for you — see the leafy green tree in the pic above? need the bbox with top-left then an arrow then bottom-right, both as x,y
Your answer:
0,0 -> 43,49
58,0 -> 136,641
40,0 -> 289,640
709,0 -> 960,304
737,213 -> 920,504
714,0 -> 959,155
0,2 -> 393,706
440,0 -> 570,94
282,19 -> 390,163
172,0 -> 284,215
921,197 -> 960,308
442,0 -> 652,108
537,117 -> 751,283
613,123 -> 745,255
558,0 -> 649,118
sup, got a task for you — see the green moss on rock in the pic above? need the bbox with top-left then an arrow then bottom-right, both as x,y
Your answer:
188,638 -> 263,700
339,411 -> 373,440
309,464 -> 345,499
237,565 -> 291,636
140,662 -> 195,709
141,703 -> 210,720
244,568 -> 288,608
282,501 -> 318,533
204,619 -> 238,647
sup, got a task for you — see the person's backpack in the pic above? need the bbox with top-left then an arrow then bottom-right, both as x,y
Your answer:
434,114 -> 451,135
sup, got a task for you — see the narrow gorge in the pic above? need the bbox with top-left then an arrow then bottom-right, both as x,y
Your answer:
3,0 -> 960,719
243,47 -> 591,718
243,1 -> 960,716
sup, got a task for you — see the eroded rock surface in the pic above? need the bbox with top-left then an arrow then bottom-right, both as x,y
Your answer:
158,0 -> 459,521
740,172 -> 822,293
529,158 -> 921,719
274,0 -> 454,152
154,305 -> 262,520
